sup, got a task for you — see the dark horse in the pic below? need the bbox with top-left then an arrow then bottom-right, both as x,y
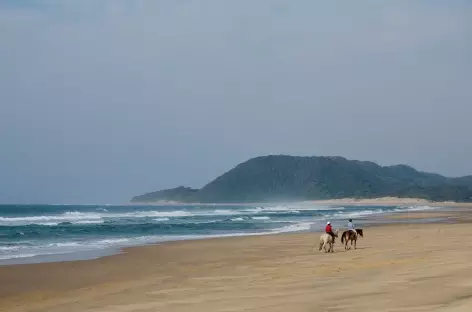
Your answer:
340,229 -> 364,250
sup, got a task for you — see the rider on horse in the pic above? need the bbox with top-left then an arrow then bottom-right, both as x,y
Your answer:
348,219 -> 355,233
325,221 -> 335,242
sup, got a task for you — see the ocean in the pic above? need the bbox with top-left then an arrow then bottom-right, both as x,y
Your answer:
0,203 -> 437,264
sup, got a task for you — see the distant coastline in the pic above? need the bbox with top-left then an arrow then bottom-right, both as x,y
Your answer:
128,196 -> 472,208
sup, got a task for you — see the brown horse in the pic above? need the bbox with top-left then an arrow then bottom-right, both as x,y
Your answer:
340,229 -> 363,250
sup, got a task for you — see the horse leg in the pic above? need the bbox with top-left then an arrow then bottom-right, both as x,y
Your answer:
354,238 -> 357,249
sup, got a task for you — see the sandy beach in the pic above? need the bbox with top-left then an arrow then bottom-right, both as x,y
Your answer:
2,209 -> 472,312
307,197 -> 472,207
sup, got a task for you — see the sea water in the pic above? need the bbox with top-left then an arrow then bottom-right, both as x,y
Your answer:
0,203 -> 437,264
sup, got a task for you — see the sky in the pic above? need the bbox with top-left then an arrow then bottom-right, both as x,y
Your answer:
1,1 -> 472,204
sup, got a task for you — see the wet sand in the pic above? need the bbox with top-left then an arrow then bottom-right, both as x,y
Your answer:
2,210 -> 472,312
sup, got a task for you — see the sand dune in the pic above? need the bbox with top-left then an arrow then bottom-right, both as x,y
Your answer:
307,196 -> 472,207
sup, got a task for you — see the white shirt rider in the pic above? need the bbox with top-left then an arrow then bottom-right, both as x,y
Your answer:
348,219 -> 355,232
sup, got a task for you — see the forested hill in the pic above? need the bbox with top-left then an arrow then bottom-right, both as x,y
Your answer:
131,155 -> 472,203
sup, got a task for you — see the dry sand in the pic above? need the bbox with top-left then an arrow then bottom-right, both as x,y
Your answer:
2,210 -> 472,312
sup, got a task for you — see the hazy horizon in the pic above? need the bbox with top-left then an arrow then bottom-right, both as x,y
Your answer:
1,1 -> 472,204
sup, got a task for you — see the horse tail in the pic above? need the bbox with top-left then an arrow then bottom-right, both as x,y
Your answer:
341,232 -> 345,244
318,240 -> 323,251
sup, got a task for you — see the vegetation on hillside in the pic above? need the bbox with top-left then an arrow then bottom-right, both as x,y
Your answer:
131,155 -> 472,203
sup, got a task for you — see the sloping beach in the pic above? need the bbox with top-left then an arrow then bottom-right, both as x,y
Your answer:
2,208 -> 472,312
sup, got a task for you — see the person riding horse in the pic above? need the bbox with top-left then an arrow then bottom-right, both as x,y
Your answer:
341,219 -> 363,250
348,219 -> 355,233
325,221 -> 336,243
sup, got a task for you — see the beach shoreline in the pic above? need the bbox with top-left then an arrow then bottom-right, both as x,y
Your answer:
0,207 -> 460,266
2,207 -> 472,311
0,200 -> 460,266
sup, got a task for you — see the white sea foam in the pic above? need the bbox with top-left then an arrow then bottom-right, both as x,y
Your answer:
265,204 -> 344,211
0,246 -> 20,251
48,242 -> 81,248
334,210 -> 384,219
207,206 -> 303,216
0,253 -> 39,260
0,211 -> 102,226
0,204 -> 327,226
128,210 -> 191,218
251,216 -> 271,220
403,205 -> 438,212
93,238 -> 130,245
73,220 -> 104,225
270,222 -> 313,233
37,222 -> 60,226
0,210 -> 191,226
153,218 -> 170,222
212,209 -> 240,215
231,217 -> 244,221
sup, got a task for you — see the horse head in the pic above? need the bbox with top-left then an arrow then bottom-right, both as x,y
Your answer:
356,229 -> 364,237
334,229 -> 340,237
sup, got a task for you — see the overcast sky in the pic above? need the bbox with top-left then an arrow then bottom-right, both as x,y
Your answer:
1,1 -> 471,204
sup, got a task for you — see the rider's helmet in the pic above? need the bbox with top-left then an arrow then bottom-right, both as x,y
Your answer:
349,219 -> 352,222
326,221 -> 331,225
